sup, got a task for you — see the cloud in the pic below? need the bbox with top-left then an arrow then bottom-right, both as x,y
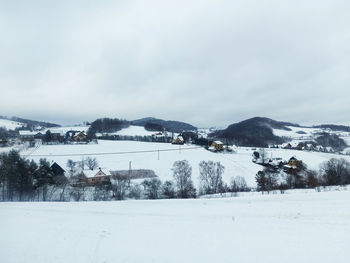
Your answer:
1,0 -> 349,127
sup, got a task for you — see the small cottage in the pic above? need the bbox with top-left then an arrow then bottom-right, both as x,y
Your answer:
74,131 -> 87,142
211,141 -> 224,151
80,168 -> 111,186
172,136 -> 184,145
284,157 -> 303,170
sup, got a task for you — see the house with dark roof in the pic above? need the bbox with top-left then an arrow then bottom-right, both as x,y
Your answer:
51,162 -> 65,176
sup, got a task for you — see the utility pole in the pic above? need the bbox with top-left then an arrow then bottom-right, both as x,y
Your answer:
158,150 -> 160,160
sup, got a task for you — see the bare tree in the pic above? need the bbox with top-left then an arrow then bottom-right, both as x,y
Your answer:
259,148 -> 268,164
128,183 -> 142,199
230,176 -> 248,193
141,178 -> 162,199
110,174 -> 130,200
161,180 -> 176,199
199,161 -> 225,194
172,160 -> 196,198
66,159 -> 76,176
86,157 -> 98,170
320,158 -> 350,185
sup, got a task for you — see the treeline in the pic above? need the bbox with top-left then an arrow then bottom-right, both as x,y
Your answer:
96,134 -> 172,143
0,127 -> 22,140
0,151 -> 67,201
315,133 -> 347,151
0,153 -> 249,201
69,160 -> 249,201
255,158 -> 350,193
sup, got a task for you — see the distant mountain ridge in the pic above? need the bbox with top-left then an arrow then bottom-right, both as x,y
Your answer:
132,117 -> 197,133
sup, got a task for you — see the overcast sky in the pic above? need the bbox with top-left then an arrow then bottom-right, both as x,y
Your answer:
1,0 -> 349,127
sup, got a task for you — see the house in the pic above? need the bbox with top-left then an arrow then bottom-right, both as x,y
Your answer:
296,143 -> 304,150
211,141 -> 224,151
172,136 -> 184,145
325,147 -> 334,153
80,168 -> 111,186
282,143 -> 292,149
316,145 -> 325,152
51,162 -> 65,176
19,130 -> 43,141
73,131 -> 87,142
283,157 -> 302,170
305,144 -> 315,151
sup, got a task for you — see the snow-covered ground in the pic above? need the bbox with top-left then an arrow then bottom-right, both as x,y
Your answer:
261,148 -> 350,170
110,125 -> 157,136
273,125 -> 350,147
1,189 -> 349,263
0,118 -> 25,130
18,140 -> 350,187
272,126 -> 320,140
20,140 -> 262,186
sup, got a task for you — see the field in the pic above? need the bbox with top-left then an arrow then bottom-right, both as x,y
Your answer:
18,139 -> 350,188
1,189 -> 349,263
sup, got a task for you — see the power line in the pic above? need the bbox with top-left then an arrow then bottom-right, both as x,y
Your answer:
28,146 -> 202,157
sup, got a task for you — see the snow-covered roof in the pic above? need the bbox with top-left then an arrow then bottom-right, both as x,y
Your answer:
213,141 -> 223,145
19,130 -> 42,136
81,169 -> 110,178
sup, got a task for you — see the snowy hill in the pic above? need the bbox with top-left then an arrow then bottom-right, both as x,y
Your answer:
211,117 -> 350,150
0,118 -> 25,130
272,125 -> 350,151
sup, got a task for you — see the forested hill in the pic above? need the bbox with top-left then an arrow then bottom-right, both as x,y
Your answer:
210,117 -> 295,147
132,117 -> 197,133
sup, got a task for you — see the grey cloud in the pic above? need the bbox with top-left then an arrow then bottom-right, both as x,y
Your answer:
1,0 -> 349,127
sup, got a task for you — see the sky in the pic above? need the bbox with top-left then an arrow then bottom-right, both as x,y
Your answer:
1,0 -> 349,128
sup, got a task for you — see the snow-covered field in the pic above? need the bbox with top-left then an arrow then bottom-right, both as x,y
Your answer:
108,125 -> 158,136
21,140 -> 261,186
272,126 -> 320,140
1,189 -> 349,263
18,140 -> 350,187
0,118 -> 24,130
261,148 -> 350,170
273,125 -> 350,146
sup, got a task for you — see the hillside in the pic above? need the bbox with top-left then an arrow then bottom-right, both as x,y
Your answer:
0,115 -> 60,129
0,118 -> 25,130
132,117 -> 197,133
211,117 -> 294,147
